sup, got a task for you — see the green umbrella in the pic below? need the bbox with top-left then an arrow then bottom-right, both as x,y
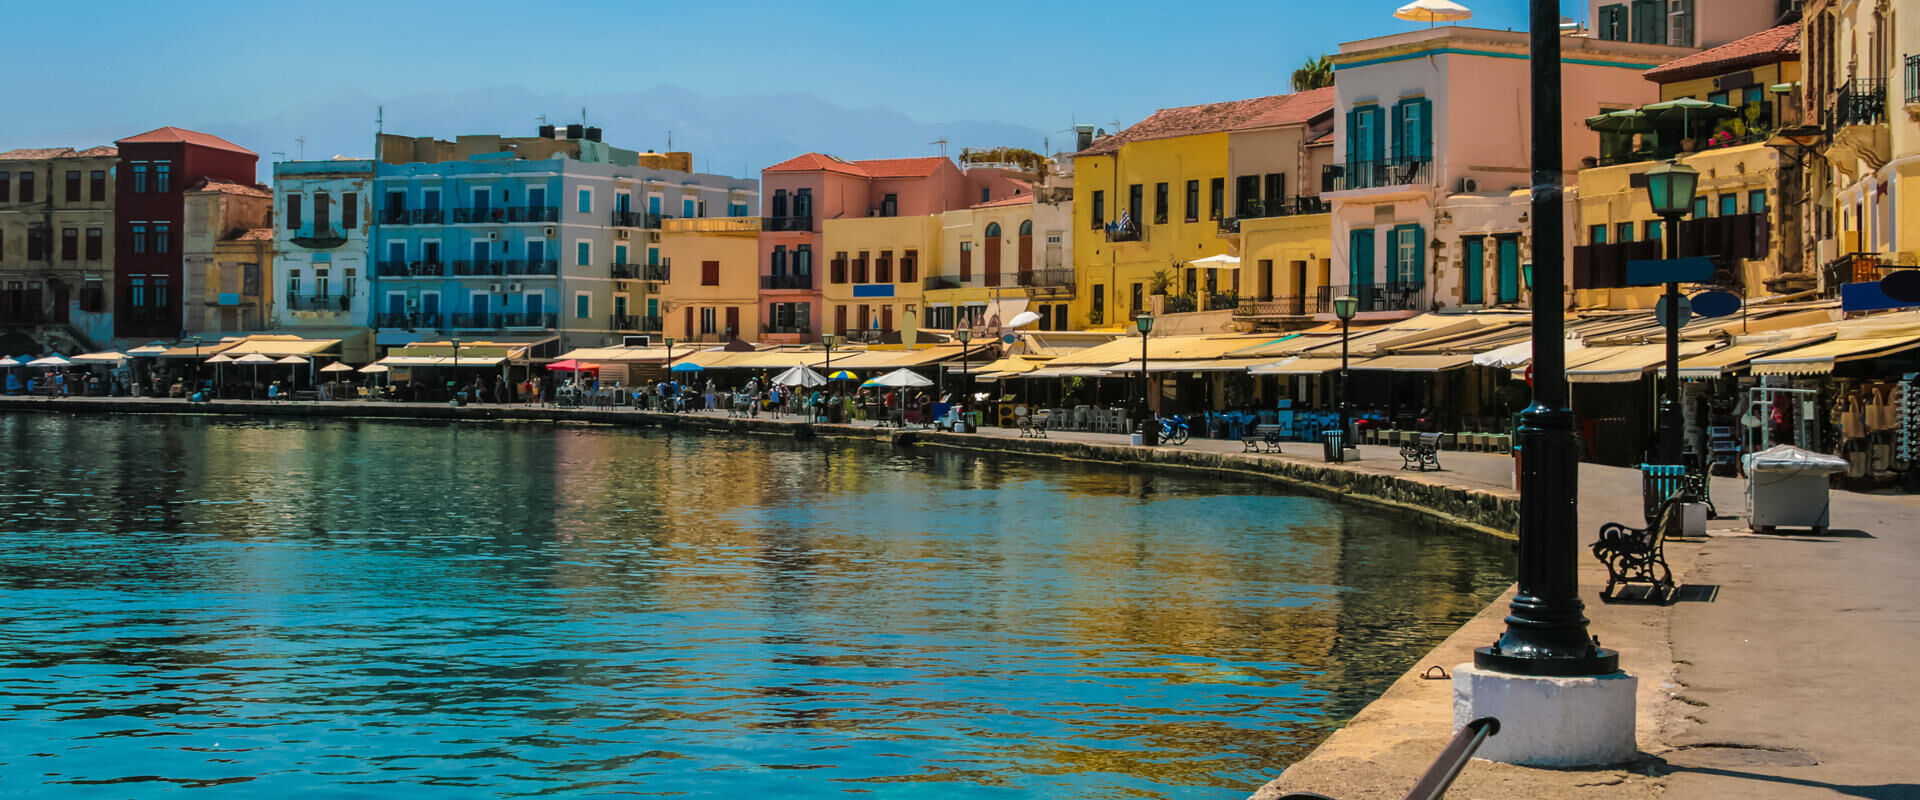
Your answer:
1583,108 -> 1655,134
1639,97 -> 1738,139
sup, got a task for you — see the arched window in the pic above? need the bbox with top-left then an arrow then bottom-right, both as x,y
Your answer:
985,222 -> 1002,238
1018,220 -> 1032,236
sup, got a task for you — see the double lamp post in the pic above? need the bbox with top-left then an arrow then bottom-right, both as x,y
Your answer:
1643,158 -> 1700,467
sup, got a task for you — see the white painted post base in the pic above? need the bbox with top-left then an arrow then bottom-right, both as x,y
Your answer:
1341,447 -> 1361,462
1452,664 -> 1637,767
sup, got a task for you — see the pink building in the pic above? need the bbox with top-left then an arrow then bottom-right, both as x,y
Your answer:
757,153 -> 1024,342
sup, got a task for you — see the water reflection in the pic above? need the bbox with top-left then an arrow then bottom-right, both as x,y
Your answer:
0,414 -> 1512,799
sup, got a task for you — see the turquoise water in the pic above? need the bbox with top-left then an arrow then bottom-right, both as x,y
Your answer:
0,414 -> 1512,798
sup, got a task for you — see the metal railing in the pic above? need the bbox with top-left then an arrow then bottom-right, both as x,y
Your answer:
1104,224 -> 1145,243
377,261 -> 445,278
923,275 -> 969,291
761,322 -> 811,335
1014,268 -> 1074,289
510,206 -> 558,223
1316,282 -> 1432,314
410,208 -> 444,224
761,274 -> 813,290
285,294 -> 351,311
609,314 -> 638,330
451,260 -> 505,276
1324,158 -> 1434,192
1234,296 -> 1312,317
376,312 -> 438,329
380,208 -> 411,225
1909,56 -> 1920,105
762,215 -> 812,232
636,315 -> 663,332
1204,291 -> 1240,311
611,263 -> 640,279
376,261 -> 411,277
611,210 -> 665,228
1829,79 -> 1887,129
499,312 -> 556,328
1220,196 -> 1332,232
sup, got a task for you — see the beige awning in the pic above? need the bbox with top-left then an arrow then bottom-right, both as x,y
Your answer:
1663,333 -> 1835,379
1350,353 -> 1479,372
375,354 -> 508,367
216,336 -> 341,357
1103,358 -> 1268,373
1248,357 -> 1343,375
1567,342 -> 1713,383
1749,335 -> 1920,375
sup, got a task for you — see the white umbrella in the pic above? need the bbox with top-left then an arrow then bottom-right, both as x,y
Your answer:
1189,254 -> 1242,268
72,352 -> 129,364
28,355 -> 71,367
772,365 -> 827,387
872,368 -> 933,388
1395,0 -> 1471,25
358,363 -> 390,373
320,362 -> 356,373
276,355 -> 309,365
205,353 -> 235,364
0,357 -> 20,367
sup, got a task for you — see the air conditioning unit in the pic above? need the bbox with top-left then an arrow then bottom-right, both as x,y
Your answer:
615,281 -> 630,291
487,231 -> 500,241
405,299 -> 419,311
544,226 -> 557,238
615,229 -> 630,240
1457,177 -> 1478,193
488,282 -> 503,294
507,282 -> 524,293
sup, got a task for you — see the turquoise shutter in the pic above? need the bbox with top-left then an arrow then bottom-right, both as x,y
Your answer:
1419,99 -> 1434,159
1391,102 -> 1405,162
1411,224 -> 1425,284
1345,108 -> 1359,165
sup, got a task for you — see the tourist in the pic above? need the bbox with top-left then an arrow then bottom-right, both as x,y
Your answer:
705,378 -> 716,411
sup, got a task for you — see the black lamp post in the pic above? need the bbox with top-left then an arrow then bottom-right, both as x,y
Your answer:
191,336 -> 202,392
1136,314 -> 1157,446
956,328 -> 971,431
1332,295 -> 1358,453
1475,0 -> 1616,677
450,336 -> 461,402
1644,159 -> 1699,467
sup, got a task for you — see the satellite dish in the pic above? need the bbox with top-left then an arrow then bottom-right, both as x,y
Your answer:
1007,311 -> 1042,329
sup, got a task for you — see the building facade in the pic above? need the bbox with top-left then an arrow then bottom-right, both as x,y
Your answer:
658,216 -> 761,343
369,127 -> 756,353
181,178 -> 273,336
113,127 -> 259,341
1590,0 -> 1802,50
274,159 -> 375,359
0,145 -> 117,353
1219,88 -> 1337,326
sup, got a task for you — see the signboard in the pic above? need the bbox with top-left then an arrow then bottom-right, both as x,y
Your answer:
1655,294 -> 1692,327
1841,280 -> 1920,312
1626,256 -> 1716,286
1689,289 -> 1741,319
851,284 -> 896,298
1881,269 -> 1920,304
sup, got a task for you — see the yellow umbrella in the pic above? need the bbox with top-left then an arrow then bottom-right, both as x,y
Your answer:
1395,0 -> 1471,25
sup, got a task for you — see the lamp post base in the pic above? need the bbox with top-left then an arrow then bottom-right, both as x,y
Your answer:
1453,663 -> 1637,767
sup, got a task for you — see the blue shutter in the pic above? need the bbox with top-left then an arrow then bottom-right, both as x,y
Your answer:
1391,102 -> 1405,162
1370,108 -> 1387,161
1418,99 -> 1434,159
1411,224 -> 1426,284
1345,108 -> 1359,166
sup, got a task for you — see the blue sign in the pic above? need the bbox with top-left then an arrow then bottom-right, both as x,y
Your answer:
1626,257 -> 1716,286
1841,281 -> 1920,312
851,284 -> 895,299
1689,290 -> 1741,319
1655,294 -> 1691,327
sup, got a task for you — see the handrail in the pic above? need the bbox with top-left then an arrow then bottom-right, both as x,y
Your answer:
1276,717 -> 1500,800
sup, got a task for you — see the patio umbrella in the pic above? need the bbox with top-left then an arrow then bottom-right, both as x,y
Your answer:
27,355 -> 71,368
234,353 -> 275,398
1395,0 -> 1471,25
872,368 -> 933,388
320,362 -> 356,373
1583,108 -> 1656,134
772,365 -> 827,387
0,357 -> 22,367
1639,97 -> 1738,140
73,351 -> 129,364
670,361 -> 704,373
827,370 -> 857,381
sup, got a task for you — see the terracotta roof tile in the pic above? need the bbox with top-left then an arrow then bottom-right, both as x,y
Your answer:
234,228 -> 275,242
1642,22 -> 1800,83
764,152 -> 869,176
852,156 -> 947,179
116,126 -> 257,156
1232,87 -> 1338,131
0,147 -> 76,160
188,177 -> 271,198
66,146 -> 118,158
971,192 -> 1034,210
1078,89 -> 1329,156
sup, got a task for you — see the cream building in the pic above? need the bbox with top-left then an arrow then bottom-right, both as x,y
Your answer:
0,145 -> 118,352
658,217 -> 760,343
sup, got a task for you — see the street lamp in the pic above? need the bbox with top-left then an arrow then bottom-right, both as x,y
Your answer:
956,328 -> 971,431
1331,295 -> 1359,458
450,336 -> 461,403
1135,314 -> 1157,446
190,336 -> 202,395
822,333 -> 839,422
1644,158 -> 1698,467
1474,0 -> 1616,680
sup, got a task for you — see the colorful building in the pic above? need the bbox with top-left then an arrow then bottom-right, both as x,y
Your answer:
0,145 -> 118,353
180,178 -> 273,336
1218,87 -> 1337,327
370,126 -> 756,354
273,159 -> 376,360
1589,0 -> 1799,50
658,216 -> 760,343
113,127 -> 259,340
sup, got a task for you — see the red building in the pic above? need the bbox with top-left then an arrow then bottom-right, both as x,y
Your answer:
112,127 -> 256,340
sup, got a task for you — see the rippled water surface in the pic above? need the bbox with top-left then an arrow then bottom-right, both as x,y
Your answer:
0,414 -> 1512,798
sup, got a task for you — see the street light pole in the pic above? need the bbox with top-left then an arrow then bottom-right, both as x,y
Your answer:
1332,295 -> 1358,456
957,328 -> 971,431
1475,0 -> 1616,677
1136,314 -> 1157,446
1644,159 -> 1698,467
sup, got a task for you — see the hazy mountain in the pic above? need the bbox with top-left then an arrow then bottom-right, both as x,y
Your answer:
2,86 -> 1048,182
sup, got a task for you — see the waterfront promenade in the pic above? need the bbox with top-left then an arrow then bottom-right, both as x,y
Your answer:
5,395 -> 1916,798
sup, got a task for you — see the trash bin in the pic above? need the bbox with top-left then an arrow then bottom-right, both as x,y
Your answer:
1743,444 -> 1849,534
1321,429 -> 1345,463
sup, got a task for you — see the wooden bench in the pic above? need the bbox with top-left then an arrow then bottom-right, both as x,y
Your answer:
1018,411 -> 1049,439
290,390 -> 321,402
1242,423 -> 1285,453
1400,432 -> 1444,471
1593,498 -> 1680,604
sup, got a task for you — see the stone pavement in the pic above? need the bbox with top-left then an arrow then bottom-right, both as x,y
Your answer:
6,396 -> 1918,797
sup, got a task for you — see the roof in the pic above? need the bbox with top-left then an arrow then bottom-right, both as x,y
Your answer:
971,191 -> 1034,210
762,153 -> 951,180
1077,91 -> 1323,156
233,228 -> 275,241
0,148 -> 73,160
1642,22 -> 1800,83
116,126 -> 257,156
764,152 -> 870,176
189,177 -> 271,198
1232,87 -> 1337,131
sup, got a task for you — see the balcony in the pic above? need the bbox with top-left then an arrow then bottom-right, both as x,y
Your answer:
1908,56 -> 1920,105
1218,197 -> 1332,233
763,215 -> 813,233
509,206 -> 559,223
1204,291 -> 1241,311
1014,268 -> 1075,290
285,294 -> 351,312
612,210 -> 666,228
609,314 -> 639,331
611,262 -> 669,281
376,260 -> 411,277
1316,282 -> 1432,315
376,312 -> 439,329
291,225 -> 347,250
1323,158 -> 1433,193
762,322 -> 811,335
380,208 -> 411,225
1828,79 -> 1887,129
761,273 -> 813,290
451,260 -> 505,277
411,208 -> 444,224
1104,222 -> 1146,243
514,259 -> 558,276
1234,296 -> 1313,317
451,206 -> 556,224
923,275 -> 967,291
634,315 -> 663,332
499,312 -> 557,328
377,260 -> 445,278
127,305 -> 172,323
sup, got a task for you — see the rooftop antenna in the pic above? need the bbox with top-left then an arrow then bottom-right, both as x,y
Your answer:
536,113 -> 547,126
581,107 -> 588,125
931,138 -> 948,157
295,137 -> 306,160
376,105 -> 384,135
272,151 -> 287,162
667,131 -> 673,150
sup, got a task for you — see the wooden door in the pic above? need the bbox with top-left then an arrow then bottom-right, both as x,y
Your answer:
725,306 -> 739,338
835,305 -> 847,336
984,237 -> 1001,287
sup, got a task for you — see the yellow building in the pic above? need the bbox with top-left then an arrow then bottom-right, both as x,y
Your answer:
821,215 -> 938,341
1799,0 -> 1916,285
923,194 -> 1073,331
1072,91 -> 1331,330
657,217 -> 760,343
182,178 -> 274,334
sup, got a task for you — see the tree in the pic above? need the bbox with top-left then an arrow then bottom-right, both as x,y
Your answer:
1292,55 -> 1333,92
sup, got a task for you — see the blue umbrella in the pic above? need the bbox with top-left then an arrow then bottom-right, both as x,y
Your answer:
670,361 -> 704,373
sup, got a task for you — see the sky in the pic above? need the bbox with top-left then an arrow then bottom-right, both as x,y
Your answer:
3,0 -> 1589,177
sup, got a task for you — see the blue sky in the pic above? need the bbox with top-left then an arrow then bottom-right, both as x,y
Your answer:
5,0 -> 1588,174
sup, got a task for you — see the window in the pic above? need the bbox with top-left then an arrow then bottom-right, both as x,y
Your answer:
682,197 -> 695,218
1153,182 -> 1168,224
577,188 -> 592,214
981,187 -> 990,204
881,193 -> 898,217
314,192 -> 331,232
854,251 -> 869,283
61,228 -> 77,260
794,244 -> 812,275
342,192 -> 358,230
131,223 -> 147,254
1597,3 -> 1627,40
1264,173 -> 1284,206
85,228 -> 102,260
1630,0 -> 1664,44
18,170 -> 34,202
1209,177 -> 1225,220
1184,180 -> 1199,222
154,162 -> 170,193
1130,282 -> 1144,314
1616,222 -> 1635,242
286,194 -> 303,230
1748,189 -> 1768,215
1092,284 -> 1105,322
1462,236 -> 1485,305
423,189 -> 440,210
90,170 -> 106,201
1347,105 -> 1387,166
1495,235 -> 1521,303
1590,224 -> 1608,245
701,259 -> 720,286
876,250 -> 893,283
901,249 -> 917,283
131,163 -> 148,194
526,239 -> 543,263
1719,194 -> 1739,216
1692,195 -> 1709,218
1393,98 -> 1433,160
1091,190 -> 1105,228
0,171 -> 9,202
1236,175 -> 1260,215
80,279 -> 103,312
576,240 -> 591,267
730,202 -> 748,216
575,292 -> 591,319
27,228 -> 46,260
154,222 -> 170,254
66,171 -> 81,203
1349,228 -> 1376,287
1390,224 -> 1424,284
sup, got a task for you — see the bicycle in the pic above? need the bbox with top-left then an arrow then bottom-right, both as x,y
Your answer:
1159,414 -> 1191,446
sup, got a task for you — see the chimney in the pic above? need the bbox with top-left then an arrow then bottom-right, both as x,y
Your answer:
1075,125 -> 1095,152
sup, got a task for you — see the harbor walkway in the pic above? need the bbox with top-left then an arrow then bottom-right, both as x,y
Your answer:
4,395 -> 1916,798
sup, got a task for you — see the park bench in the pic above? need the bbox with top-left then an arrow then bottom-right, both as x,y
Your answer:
1640,463 -> 1715,522
1018,411 -> 1049,439
1242,424 -> 1286,454
291,390 -> 321,402
1400,432 -> 1444,471
1592,497 -> 1680,604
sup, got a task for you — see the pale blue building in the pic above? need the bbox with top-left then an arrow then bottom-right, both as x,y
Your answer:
273,158 -> 376,361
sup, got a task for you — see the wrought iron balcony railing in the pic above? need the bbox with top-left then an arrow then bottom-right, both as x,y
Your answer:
285,294 -> 351,312
1233,296 -> 1312,317
761,322 -> 811,335
1014,268 -> 1075,289
380,208 -> 411,225
762,215 -> 813,232
611,210 -> 666,228
375,312 -> 440,329
1828,78 -> 1887,129
761,273 -> 813,290
1316,282 -> 1432,314
1323,157 -> 1434,192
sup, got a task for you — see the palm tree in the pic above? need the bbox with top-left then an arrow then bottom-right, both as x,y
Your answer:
1292,55 -> 1333,92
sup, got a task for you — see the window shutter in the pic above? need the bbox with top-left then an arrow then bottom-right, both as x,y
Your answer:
1391,102 -> 1405,162
1345,109 -> 1359,164
1371,108 -> 1388,161
1411,224 -> 1426,284
1419,100 -> 1434,159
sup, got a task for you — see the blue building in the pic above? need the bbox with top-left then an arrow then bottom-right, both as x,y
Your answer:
273,158 -> 376,361
369,127 -> 757,354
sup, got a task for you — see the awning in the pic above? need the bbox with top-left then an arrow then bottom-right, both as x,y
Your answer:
215,336 -> 341,357
1103,358 -> 1267,373
1188,254 -> 1241,270
1749,333 -> 1920,376
1249,357 -> 1343,375
1351,353 -> 1478,372
552,346 -> 681,364
71,352 -> 130,364
375,354 -> 508,367
1663,333 -> 1834,379
1567,342 -> 1713,383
